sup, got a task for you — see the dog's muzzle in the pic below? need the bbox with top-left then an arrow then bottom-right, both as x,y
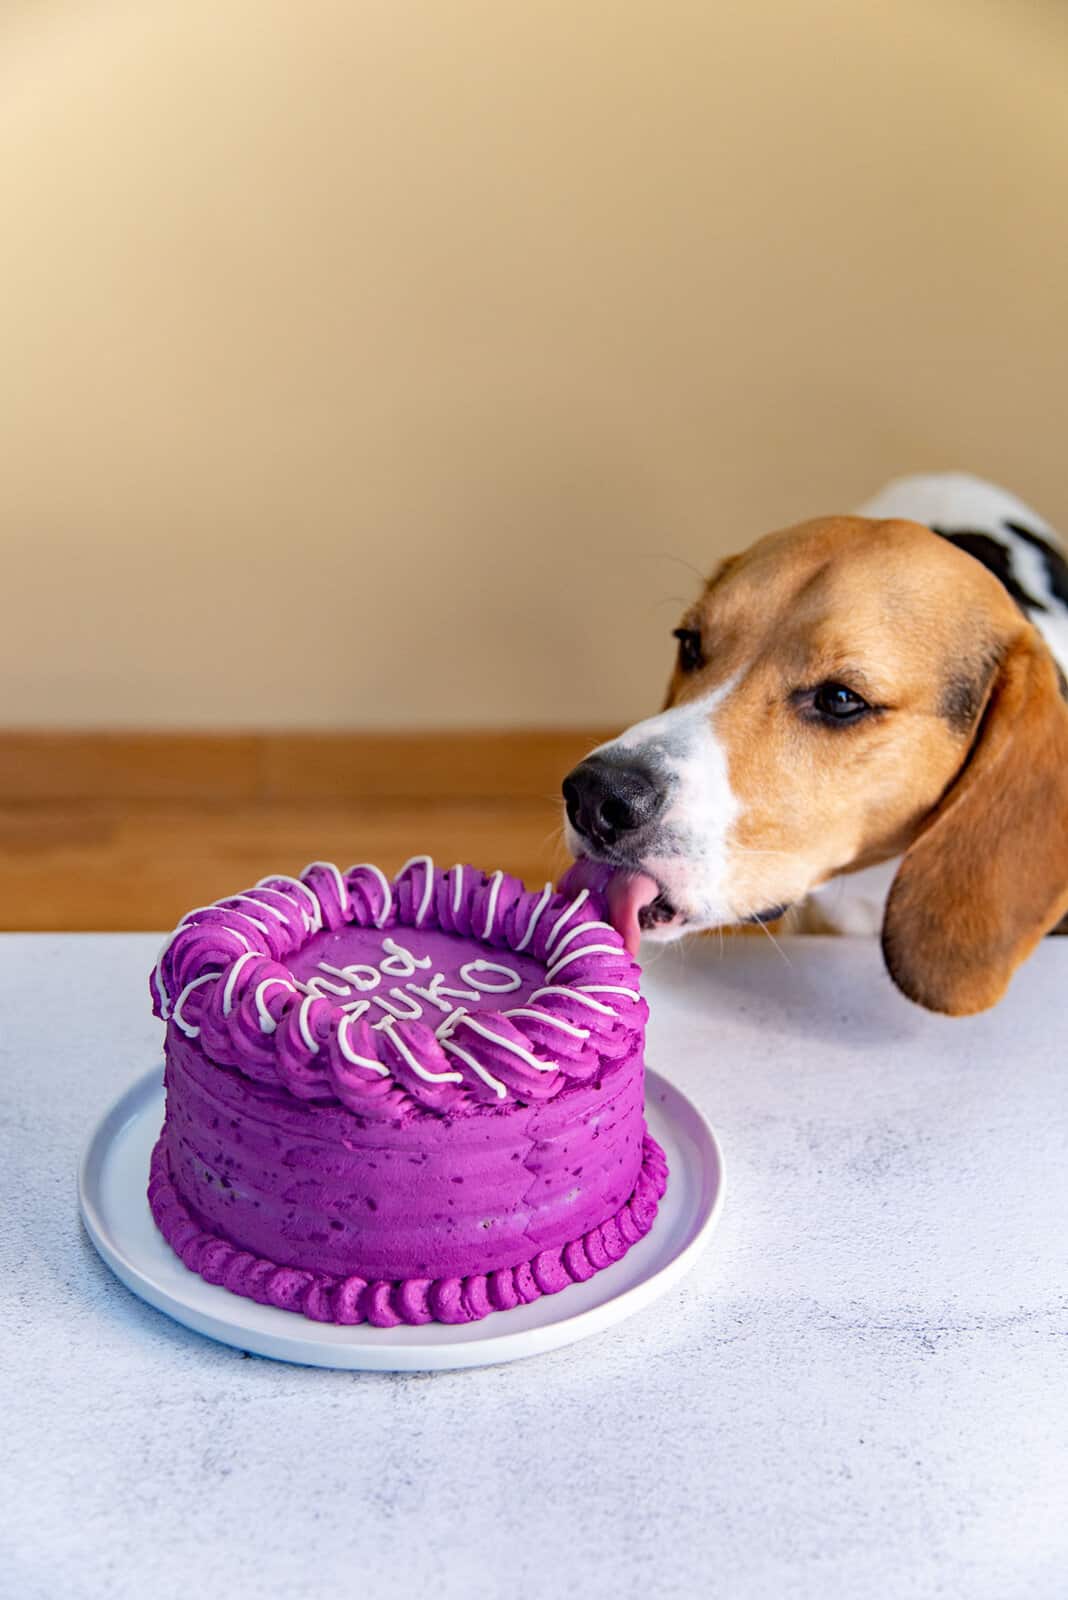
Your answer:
561,754 -> 680,952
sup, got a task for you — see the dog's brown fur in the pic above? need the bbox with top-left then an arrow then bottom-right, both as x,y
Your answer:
664,516 -> 1068,1013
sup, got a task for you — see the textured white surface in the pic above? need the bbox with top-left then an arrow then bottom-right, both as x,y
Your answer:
4,932 -> 1067,1599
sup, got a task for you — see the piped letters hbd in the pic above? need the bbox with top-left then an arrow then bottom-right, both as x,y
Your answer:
289,930 -> 533,1038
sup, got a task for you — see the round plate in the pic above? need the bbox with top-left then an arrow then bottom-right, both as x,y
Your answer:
79,1066 -> 724,1371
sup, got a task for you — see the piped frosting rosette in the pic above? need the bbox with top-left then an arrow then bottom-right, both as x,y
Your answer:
150,857 -> 647,1116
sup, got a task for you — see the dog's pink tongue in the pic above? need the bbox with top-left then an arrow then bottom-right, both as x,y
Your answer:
605,871 -> 660,956
558,859 -> 659,956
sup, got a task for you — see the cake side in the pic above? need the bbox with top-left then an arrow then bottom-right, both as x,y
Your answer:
159,1024 -> 648,1281
149,1129 -> 668,1326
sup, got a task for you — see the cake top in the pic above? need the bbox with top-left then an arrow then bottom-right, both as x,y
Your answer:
151,856 -> 646,1117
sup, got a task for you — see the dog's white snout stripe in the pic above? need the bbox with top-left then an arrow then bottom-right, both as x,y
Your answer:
593,678 -> 742,924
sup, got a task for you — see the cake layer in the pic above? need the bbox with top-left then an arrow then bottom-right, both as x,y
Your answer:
161,1027 -> 647,1281
149,1129 -> 668,1327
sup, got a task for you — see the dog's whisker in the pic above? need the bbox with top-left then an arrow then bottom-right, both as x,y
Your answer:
722,893 -> 793,965
637,551 -> 708,583
644,596 -> 696,619
750,913 -> 793,967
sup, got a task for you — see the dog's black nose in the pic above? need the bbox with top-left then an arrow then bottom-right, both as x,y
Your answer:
562,756 -> 664,849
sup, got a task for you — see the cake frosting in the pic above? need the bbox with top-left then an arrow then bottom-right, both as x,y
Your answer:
148,856 -> 667,1326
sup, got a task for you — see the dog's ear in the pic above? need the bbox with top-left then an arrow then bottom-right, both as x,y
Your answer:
882,628 -> 1068,1015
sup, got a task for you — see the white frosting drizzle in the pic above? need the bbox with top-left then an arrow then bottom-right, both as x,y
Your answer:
544,889 -> 590,953
380,1020 -> 463,1085
458,959 -> 522,993
297,993 -> 320,1054
255,874 -> 323,932
153,916 -> 251,1018
575,983 -> 643,1001
248,885 -> 305,920
210,902 -> 270,935
160,856 -> 636,1103
232,893 -> 289,925
302,861 -> 350,919
379,937 -> 433,977
434,1006 -> 467,1040
456,1015 -> 557,1072
481,869 -> 504,939
152,927 -> 185,1019
318,959 -> 381,992
514,882 -> 552,953
348,862 -> 392,927
298,973 -> 351,999
179,903 -> 228,924
547,919 -> 609,959
337,1013 -> 390,1074
153,910 -> 221,1015
527,984 -> 615,1015
408,973 -> 479,1012
502,1008 -> 590,1039
172,971 -> 221,1038
370,988 -> 424,1025
222,949 -> 262,1017
545,943 -> 622,982
440,1037 -> 507,1099
397,854 -> 435,927
255,976 -> 296,1034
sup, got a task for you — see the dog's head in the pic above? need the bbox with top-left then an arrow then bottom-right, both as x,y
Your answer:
563,515 -> 1068,1014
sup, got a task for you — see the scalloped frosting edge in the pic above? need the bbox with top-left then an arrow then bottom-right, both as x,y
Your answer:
149,857 -> 647,1114
148,1131 -> 669,1327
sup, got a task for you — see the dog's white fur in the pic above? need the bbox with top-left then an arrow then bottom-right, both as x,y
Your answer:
596,678 -> 742,929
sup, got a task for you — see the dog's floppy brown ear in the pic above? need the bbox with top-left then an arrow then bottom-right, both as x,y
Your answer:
882,628 -> 1068,1015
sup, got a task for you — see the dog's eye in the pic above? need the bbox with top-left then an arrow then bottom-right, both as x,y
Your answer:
672,628 -> 704,673
812,681 -> 871,722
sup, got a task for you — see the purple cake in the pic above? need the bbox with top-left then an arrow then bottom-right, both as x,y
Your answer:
148,856 -> 667,1326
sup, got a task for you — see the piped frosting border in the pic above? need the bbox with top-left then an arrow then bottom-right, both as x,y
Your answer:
150,857 -> 647,1114
148,1130 -> 668,1326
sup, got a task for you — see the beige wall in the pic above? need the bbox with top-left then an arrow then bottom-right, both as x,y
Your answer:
2,0 -> 1067,730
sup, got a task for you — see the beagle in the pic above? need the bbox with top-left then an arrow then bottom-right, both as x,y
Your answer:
562,474 -> 1068,1015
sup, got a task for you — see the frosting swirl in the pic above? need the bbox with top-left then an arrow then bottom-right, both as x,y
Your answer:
151,857 -> 647,1116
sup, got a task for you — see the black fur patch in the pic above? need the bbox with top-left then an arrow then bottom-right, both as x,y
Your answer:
931,526 -> 1046,613
938,645 -> 1001,734
939,672 -> 986,733
1002,520 -> 1068,609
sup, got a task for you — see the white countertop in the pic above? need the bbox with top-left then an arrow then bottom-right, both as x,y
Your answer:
4,932 -> 1066,1599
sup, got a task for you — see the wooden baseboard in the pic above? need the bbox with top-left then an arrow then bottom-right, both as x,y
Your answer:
0,728 -> 613,804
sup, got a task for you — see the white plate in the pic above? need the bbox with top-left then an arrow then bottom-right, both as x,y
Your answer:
79,1065 -> 724,1371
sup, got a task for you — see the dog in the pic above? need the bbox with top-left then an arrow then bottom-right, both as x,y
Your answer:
562,474 -> 1068,1015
